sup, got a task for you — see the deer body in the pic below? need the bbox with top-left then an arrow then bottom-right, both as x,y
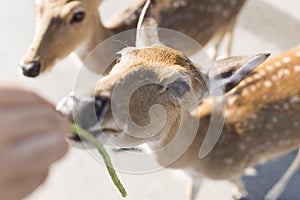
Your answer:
150,0 -> 246,49
187,45 -> 300,199
58,45 -> 300,200
20,0 -> 246,77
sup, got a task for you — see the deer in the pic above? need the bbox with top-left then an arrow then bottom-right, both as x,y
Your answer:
57,4 -> 271,199
191,44 -> 300,200
20,0 -> 247,77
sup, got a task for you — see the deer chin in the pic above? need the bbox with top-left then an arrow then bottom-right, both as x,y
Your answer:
39,56 -> 64,74
20,53 -> 59,77
69,123 -> 131,147
92,126 -> 154,148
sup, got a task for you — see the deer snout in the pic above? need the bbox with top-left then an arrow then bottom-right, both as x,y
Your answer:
57,95 -> 108,142
57,95 -> 78,122
20,61 -> 41,77
57,95 -> 80,141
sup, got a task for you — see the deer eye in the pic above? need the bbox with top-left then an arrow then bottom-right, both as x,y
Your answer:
168,79 -> 190,98
71,11 -> 85,24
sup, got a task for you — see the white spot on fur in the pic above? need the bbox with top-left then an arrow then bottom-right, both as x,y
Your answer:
224,158 -> 233,165
290,96 -> 300,103
294,65 -> 300,72
260,142 -> 271,150
266,123 -> 273,130
294,122 -> 299,127
272,117 -> 278,123
223,10 -> 230,17
264,81 -> 272,87
296,52 -> 300,57
242,89 -> 249,96
282,69 -> 291,75
251,114 -> 257,120
249,125 -> 255,130
239,143 -> 246,151
250,85 -> 256,92
274,104 -> 280,110
259,70 -> 266,76
250,149 -> 258,155
262,95 -> 267,100
283,103 -> 289,110
279,140 -> 292,146
271,75 -> 278,81
274,61 -> 282,67
282,57 -> 291,63
245,136 -> 251,142
254,74 -> 261,80
228,96 -> 238,106
266,65 -> 274,71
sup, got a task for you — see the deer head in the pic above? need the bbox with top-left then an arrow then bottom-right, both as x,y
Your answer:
19,0 -> 110,77
59,45 -> 268,147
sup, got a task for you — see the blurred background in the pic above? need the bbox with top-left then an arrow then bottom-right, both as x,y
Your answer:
0,0 -> 299,199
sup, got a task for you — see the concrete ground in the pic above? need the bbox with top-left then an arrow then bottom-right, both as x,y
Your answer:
0,0 -> 300,199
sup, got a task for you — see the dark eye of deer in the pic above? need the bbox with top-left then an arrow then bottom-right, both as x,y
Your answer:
71,12 -> 85,24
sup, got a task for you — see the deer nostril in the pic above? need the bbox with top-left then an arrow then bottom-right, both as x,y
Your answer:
20,61 -> 41,77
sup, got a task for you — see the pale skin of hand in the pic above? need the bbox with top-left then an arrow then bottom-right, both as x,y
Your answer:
0,86 -> 69,200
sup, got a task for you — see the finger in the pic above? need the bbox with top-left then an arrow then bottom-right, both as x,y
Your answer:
0,106 -> 69,144
0,132 -> 68,178
0,168 -> 49,200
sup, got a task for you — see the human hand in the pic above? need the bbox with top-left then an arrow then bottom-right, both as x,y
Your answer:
0,86 -> 69,200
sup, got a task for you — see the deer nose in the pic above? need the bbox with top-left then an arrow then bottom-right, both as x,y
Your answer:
57,95 -> 82,141
20,61 -> 41,77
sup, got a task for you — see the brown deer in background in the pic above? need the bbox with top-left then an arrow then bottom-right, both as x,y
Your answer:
20,0 -> 246,77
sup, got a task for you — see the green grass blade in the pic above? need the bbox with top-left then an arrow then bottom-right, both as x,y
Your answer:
70,123 -> 127,197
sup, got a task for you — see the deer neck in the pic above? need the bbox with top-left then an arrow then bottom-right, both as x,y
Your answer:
75,12 -> 111,61
148,111 -> 201,167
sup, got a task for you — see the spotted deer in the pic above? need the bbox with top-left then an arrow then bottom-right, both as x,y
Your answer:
20,0 -> 246,77
57,5 -> 270,199
190,45 -> 300,200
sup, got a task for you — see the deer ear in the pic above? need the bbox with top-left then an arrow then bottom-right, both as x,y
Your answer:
136,0 -> 161,48
209,53 -> 270,93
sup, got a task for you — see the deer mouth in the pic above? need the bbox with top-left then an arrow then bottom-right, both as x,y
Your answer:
68,126 -> 121,142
